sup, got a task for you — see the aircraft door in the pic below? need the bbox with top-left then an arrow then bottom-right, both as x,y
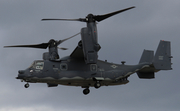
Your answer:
98,68 -> 104,77
51,64 -> 60,79
90,64 -> 104,77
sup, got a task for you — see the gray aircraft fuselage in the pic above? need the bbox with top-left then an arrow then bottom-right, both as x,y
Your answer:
15,40 -> 172,95
17,56 -> 150,87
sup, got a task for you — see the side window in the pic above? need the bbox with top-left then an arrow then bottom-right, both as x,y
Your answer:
60,63 -> 68,70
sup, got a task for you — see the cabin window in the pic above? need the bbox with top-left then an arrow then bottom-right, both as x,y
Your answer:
60,63 -> 68,70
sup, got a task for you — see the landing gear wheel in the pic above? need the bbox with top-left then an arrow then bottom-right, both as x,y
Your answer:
83,88 -> 90,95
24,83 -> 29,88
94,81 -> 101,89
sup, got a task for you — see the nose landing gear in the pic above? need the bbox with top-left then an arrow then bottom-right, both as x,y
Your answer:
24,83 -> 29,88
83,88 -> 90,95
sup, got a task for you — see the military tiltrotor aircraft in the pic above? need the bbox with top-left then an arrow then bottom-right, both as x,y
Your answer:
4,7 -> 172,95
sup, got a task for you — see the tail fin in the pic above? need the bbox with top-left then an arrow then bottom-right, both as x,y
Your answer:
137,40 -> 172,79
139,50 -> 154,64
138,50 -> 155,79
153,40 -> 172,70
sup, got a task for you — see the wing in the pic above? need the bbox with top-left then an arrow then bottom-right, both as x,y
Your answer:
70,46 -> 84,59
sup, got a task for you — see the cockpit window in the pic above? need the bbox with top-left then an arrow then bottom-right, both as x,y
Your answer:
35,61 -> 44,70
29,61 -> 44,70
29,62 -> 35,68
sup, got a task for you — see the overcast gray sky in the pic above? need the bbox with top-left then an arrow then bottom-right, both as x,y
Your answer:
0,0 -> 180,111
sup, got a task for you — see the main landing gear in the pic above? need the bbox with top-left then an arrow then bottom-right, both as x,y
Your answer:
82,81 -> 101,95
94,81 -> 101,89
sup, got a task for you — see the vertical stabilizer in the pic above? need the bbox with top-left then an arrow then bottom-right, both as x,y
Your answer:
139,50 -> 154,64
138,50 -> 154,79
153,40 -> 172,70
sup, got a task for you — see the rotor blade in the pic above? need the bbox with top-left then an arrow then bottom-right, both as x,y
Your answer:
41,18 -> 86,22
94,6 -> 135,22
58,47 -> 68,50
57,32 -> 81,45
4,43 -> 49,49
4,32 -> 80,49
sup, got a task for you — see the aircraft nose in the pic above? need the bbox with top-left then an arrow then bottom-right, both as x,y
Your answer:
18,70 -> 25,74
16,70 -> 26,79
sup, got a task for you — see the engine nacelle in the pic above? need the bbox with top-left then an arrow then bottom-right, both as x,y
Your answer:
81,27 -> 100,64
43,52 -> 49,60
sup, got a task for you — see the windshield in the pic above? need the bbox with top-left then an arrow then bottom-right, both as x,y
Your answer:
29,61 -> 44,70
29,62 -> 35,68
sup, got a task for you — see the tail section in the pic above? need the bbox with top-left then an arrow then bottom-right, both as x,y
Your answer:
153,40 -> 172,70
137,50 -> 155,79
137,40 -> 172,79
139,50 -> 154,64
